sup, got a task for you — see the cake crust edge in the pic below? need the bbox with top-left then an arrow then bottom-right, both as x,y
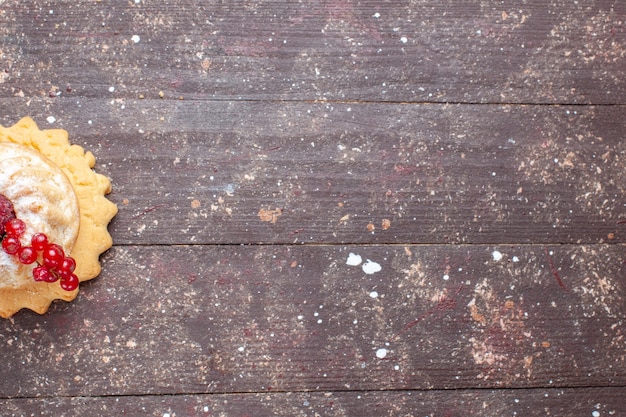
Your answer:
0,117 -> 117,318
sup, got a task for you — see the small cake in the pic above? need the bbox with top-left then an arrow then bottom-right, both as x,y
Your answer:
0,117 -> 117,317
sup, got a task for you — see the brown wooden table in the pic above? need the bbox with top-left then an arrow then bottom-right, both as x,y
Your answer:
1,1 -> 625,416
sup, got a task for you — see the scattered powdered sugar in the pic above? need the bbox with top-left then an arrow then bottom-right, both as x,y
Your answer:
346,252 -> 381,274
346,252 -> 362,266
362,259 -> 382,274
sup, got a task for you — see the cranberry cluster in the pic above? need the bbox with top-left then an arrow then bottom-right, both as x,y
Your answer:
0,194 -> 78,291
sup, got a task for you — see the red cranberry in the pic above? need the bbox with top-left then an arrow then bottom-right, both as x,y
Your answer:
0,194 -> 16,237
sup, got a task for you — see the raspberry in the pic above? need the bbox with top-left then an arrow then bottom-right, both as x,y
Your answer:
0,194 -> 16,237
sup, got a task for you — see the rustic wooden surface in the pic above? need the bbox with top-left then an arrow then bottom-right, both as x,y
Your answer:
0,1 -> 625,416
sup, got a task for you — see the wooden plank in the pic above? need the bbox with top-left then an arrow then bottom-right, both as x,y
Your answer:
1,387 -> 626,416
1,0 -> 624,412
1,0 -> 625,104
0,244 -> 623,397
3,100 -> 624,245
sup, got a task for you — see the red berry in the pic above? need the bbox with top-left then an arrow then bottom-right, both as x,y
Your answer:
5,218 -> 26,238
0,212 -> 80,289
58,257 -> 77,279
2,236 -> 21,255
45,271 -> 59,283
33,266 -> 54,282
60,256 -> 76,273
60,273 -> 79,291
31,233 -> 49,251
43,244 -> 65,269
0,194 -> 16,236
17,246 -> 37,264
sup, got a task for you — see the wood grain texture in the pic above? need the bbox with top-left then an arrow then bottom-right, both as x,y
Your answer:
1,100 -> 624,246
1,0 -> 625,104
0,244 -> 623,397
1,387 -> 626,417
1,0 -> 625,415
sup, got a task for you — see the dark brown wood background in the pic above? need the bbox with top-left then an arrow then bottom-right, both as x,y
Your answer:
1,1 -> 625,416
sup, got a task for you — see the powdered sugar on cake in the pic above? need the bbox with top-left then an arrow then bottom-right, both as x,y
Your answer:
0,143 -> 80,286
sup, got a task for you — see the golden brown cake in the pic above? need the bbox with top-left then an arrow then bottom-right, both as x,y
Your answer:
0,117 -> 117,317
